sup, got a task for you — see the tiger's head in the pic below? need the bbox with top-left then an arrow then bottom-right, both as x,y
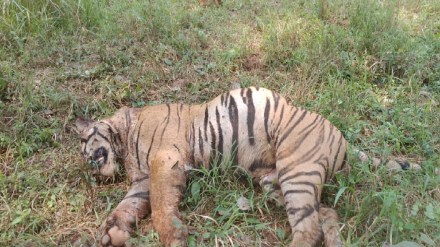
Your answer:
75,118 -> 122,177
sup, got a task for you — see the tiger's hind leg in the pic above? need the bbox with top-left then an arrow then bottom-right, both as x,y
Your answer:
276,161 -> 325,247
259,171 -> 343,247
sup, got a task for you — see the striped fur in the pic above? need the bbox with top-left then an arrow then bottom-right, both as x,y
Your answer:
76,87 -> 351,247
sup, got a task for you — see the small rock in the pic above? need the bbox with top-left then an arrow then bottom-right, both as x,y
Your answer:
237,196 -> 251,211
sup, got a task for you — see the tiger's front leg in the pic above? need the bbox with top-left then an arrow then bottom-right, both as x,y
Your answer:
100,172 -> 151,247
150,150 -> 188,247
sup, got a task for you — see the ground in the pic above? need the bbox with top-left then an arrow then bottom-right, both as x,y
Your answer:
0,0 -> 439,246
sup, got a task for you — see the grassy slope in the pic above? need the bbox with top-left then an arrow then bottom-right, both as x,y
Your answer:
1,0 -> 439,246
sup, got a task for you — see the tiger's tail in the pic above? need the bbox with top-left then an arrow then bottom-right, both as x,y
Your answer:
352,148 -> 421,171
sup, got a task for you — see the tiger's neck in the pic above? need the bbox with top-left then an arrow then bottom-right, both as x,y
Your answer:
105,106 -> 141,159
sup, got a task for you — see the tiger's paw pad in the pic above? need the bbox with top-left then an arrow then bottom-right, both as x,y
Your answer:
101,225 -> 130,247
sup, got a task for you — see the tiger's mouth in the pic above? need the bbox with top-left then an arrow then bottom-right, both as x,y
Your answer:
96,156 -> 105,166
90,147 -> 109,173
92,156 -> 106,174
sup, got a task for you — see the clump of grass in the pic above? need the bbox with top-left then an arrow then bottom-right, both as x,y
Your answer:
0,0 -> 104,53
180,160 -> 288,247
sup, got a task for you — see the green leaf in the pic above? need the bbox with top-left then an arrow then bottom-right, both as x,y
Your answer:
424,203 -> 435,220
411,203 -> 419,216
188,235 -> 196,247
276,228 -> 286,240
12,209 -> 30,225
163,58 -> 173,66
334,186 -> 347,207
191,181 -> 201,202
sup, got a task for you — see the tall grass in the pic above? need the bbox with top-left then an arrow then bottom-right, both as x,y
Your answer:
1,0 -> 104,53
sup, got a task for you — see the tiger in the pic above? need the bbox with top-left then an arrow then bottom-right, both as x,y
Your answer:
75,86 -> 418,247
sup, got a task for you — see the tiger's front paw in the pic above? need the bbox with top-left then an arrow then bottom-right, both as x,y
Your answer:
160,216 -> 188,247
100,215 -> 134,246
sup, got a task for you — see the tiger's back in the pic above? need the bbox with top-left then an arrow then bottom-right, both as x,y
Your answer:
189,87 -> 347,181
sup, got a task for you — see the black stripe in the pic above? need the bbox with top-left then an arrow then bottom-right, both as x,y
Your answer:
112,131 -> 122,156
224,92 -> 230,106
327,124 -> 334,142
328,133 -> 336,155
204,107 -> 209,141
273,105 -> 285,135
313,158 -> 327,184
341,152 -> 348,170
135,120 -> 145,169
100,121 -> 115,133
145,125 -> 158,168
177,104 -> 181,134
101,122 -> 121,155
283,189 -> 313,197
132,175 -> 149,184
249,160 -> 274,173
286,181 -> 318,189
209,121 -> 216,168
272,91 -> 280,112
159,104 -> 171,142
198,128 -> 204,159
286,181 -> 319,201
97,131 -> 110,144
246,89 -> 256,145
261,180 -> 276,187
264,98 -> 271,142
277,110 -> 308,149
293,205 -> 317,228
124,191 -> 150,200
220,94 -> 225,106
276,136 -> 318,162
82,127 -> 97,154
82,126 -> 98,144
287,206 -> 303,215
190,122 -> 196,163
240,88 -> 246,101
215,107 -> 223,158
289,127 -> 325,164
330,135 -> 343,176
278,120 -> 326,163
297,114 -> 321,135
279,171 -> 323,185
291,116 -> 324,151
228,95 -> 239,165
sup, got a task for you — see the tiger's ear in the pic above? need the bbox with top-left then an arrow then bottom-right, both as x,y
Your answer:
74,118 -> 93,134
101,120 -> 118,135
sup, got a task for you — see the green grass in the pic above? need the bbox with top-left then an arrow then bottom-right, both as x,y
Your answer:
1,0 -> 439,246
